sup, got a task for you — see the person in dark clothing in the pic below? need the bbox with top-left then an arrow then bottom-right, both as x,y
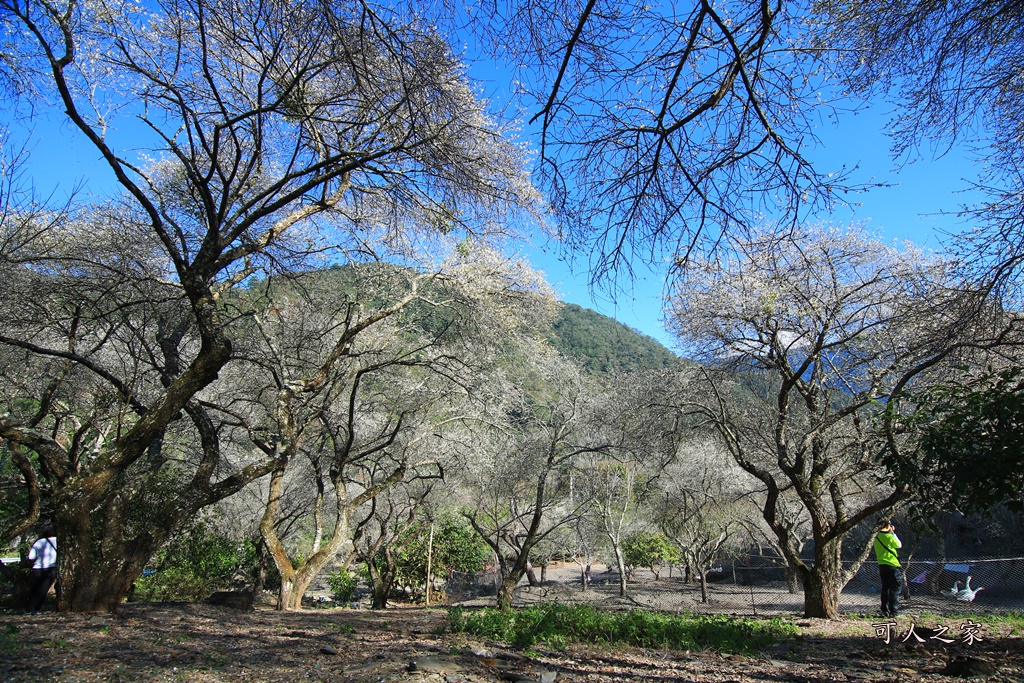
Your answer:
874,521 -> 902,617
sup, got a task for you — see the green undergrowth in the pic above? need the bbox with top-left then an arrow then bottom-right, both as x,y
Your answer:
836,610 -> 1024,639
448,603 -> 798,653
981,612 -> 1024,634
1,623 -> 17,655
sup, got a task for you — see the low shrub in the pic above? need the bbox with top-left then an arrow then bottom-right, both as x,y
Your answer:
130,521 -> 253,602
327,567 -> 359,603
448,603 -> 798,653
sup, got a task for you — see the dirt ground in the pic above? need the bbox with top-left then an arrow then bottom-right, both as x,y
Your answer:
465,562 -> 1024,619
1,601 -> 1022,683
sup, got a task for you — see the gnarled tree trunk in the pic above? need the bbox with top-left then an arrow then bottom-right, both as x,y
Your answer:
802,539 -> 844,619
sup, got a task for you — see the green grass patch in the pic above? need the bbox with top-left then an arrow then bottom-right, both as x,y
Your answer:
845,610 -> 1024,637
927,611 -> 1024,636
984,612 -> 1024,635
448,603 -> 798,653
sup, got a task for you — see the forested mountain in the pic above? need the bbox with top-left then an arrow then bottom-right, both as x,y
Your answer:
261,269 -> 680,374
546,303 -> 679,373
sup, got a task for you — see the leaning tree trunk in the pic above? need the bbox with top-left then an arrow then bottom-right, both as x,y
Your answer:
613,544 -> 628,597
0,443 -> 41,547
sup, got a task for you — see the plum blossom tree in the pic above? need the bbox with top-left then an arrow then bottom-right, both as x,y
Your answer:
572,370 -> 682,596
656,447 -> 752,604
0,0 -> 539,612
666,224 -> 1020,618
235,251 -> 551,610
461,343 -> 615,610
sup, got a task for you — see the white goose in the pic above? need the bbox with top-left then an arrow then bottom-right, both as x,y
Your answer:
940,580 -> 961,598
950,575 -> 973,600
956,579 -> 985,603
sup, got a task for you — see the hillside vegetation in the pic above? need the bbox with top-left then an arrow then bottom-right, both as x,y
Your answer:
547,303 -> 679,373
260,268 -> 680,373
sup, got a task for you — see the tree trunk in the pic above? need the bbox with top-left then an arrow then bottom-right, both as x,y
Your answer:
311,489 -> 324,554
900,551 -> 914,599
699,569 -> 709,603
55,530 -> 148,612
526,562 -> 539,586
802,542 -> 843,619
275,538 -> 351,611
1,444 -> 40,547
785,565 -> 801,594
277,573 -> 301,611
53,492 -> 155,613
366,560 -> 392,609
613,545 -> 628,597
263,463 -> 356,611
278,558 -> 340,611
370,577 -> 390,609
252,537 -> 270,596
496,546 -> 536,610
496,573 -> 519,610
0,547 -> 34,608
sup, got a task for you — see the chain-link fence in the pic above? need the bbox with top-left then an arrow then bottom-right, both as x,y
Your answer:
445,555 -> 1024,616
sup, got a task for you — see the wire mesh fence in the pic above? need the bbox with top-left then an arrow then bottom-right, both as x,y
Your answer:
445,555 -> 1024,617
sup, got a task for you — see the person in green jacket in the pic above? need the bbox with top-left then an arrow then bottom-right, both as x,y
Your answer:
874,521 -> 902,617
